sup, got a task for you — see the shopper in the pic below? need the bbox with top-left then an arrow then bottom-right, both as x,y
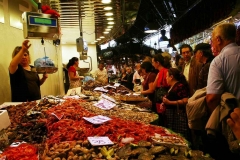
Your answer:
66,57 -> 83,89
94,63 -> 108,84
162,68 -> 190,141
177,58 -> 184,72
206,23 -> 240,160
151,53 -> 169,126
119,67 -> 127,84
9,40 -> 48,102
124,67 -> 134,90
207,23 -> 240,112
140,61 -> 157,105
194,43 -> 214,89
132,63 -> 141,84
180,44 -> 202,96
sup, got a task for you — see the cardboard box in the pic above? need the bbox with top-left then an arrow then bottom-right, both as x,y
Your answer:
0,110 -> 11,130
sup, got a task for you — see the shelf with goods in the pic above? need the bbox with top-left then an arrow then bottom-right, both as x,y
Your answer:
0,83 -> 213,159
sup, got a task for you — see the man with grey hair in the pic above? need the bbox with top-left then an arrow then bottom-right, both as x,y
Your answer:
206,23 -> 240,160
206,23 -> 240,113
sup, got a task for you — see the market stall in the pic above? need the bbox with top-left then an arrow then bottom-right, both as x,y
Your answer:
0,83 -> 213,160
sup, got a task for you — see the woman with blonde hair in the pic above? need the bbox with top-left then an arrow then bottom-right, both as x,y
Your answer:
9,40 -> 48,102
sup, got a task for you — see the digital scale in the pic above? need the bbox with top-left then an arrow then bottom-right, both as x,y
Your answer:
22,12 -> 59,39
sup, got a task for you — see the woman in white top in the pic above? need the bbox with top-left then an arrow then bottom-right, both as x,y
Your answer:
94,63 -> 108,84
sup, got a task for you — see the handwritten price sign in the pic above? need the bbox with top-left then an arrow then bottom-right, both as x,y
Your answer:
94,99 -> 116,110
93,87 -> 108,93
83,115 -> 111,125
87,137 -> 114,146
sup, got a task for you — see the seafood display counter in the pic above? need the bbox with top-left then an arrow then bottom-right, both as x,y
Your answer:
0,82 -> 213,159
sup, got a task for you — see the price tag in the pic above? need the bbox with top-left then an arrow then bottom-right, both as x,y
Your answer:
93,87 -> 108,93
10,141 -> 26,147
101,94 -> 116,103
94,99 -> 116,110
104,85 -> 116,89
83,115 -> 111,125
88,137 -> 114,146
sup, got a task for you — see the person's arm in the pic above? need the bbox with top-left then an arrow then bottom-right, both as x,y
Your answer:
141,82 -> 154,94
206,59 -> 224,113
162,97 -> 188,106
206,94 -> 221,113
9,40 -> 31,74
162,83 -> 189,106
40,73 -> 48,85
141,73 -> 157,94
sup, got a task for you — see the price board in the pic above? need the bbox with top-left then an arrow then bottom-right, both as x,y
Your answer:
87,137 -> 114,146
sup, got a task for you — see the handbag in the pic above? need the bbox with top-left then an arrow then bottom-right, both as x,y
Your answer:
154,71 -> 167,103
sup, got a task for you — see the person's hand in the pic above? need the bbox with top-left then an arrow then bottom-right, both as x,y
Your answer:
22,40 -> 31,52
162,96 -> 170,105
79,76 -> 84,79
227,108 -> 240,139
43,73 -> 48,79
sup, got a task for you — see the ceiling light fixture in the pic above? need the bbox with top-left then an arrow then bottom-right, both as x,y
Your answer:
107,26 -> 113,28
100,36 -> 105,38
103,31 -> 109,34
107,17 -> 114,20
104,6 -> 112,10
108,21 -> 114,24
94,40 -> 98,42
144,22 -> 159,33
105,12 -> 113,16
97,38 -> 101,40
102,0 -> 111,4
105,28 -> 111,31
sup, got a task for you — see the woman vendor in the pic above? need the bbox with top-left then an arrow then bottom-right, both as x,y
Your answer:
9,40 -> 48,102
66,57 -> 84,89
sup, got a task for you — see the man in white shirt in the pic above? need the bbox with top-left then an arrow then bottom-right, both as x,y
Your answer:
180,44 -> 202,96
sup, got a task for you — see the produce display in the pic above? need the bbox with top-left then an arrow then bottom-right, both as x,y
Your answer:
80,101 -> 157,124
0,85 -> 213,160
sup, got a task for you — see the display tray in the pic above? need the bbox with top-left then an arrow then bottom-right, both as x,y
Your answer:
36,67 -> 58,74
151,136 -> 188,147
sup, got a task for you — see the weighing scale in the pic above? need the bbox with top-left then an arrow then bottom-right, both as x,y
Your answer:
22,12 -> 59,40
